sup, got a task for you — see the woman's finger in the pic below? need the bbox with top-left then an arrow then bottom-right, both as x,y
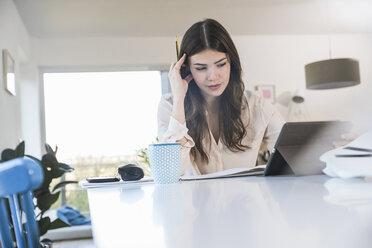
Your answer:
169,61 -> 176,71
174,54 -> 186,70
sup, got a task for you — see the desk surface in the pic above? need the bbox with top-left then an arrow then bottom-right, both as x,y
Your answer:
86,175 -> 372,248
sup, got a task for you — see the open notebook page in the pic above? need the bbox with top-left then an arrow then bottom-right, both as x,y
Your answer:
180,165 -> 266,181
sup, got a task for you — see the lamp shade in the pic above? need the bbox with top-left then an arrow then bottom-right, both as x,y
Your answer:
305,58 -> 360,90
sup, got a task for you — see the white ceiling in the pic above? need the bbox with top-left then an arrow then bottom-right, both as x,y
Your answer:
13,0 -> 372,38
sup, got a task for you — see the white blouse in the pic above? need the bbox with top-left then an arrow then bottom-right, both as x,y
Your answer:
157,90 -> 285,176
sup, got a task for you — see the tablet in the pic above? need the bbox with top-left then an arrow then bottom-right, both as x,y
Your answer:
264,121 -> 352,176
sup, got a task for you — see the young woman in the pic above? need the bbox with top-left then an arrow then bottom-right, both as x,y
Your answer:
158,19 -> 284,175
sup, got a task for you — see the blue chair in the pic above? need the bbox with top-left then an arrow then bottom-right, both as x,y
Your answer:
0,158 -> 44,248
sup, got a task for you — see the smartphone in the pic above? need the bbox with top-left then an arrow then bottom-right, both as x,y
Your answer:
86,177 -> 120,183
181,66 -> 190,79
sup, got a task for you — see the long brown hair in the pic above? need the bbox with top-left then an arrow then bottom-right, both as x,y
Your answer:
180,19 -> 249,164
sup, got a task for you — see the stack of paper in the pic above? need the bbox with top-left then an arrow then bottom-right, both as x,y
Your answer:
320,130 -> 372,178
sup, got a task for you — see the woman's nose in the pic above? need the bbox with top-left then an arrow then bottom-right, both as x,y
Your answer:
207,67 -> 218,81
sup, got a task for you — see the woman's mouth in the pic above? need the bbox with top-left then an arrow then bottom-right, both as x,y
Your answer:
208,84 -> 221,90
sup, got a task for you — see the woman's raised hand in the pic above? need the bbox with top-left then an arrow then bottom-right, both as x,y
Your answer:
168,54 -> 193,101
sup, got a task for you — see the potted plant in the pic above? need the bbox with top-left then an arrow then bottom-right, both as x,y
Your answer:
0,141 -> 78,244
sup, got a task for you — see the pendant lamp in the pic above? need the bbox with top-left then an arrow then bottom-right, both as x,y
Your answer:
304,1 -> 361,90
305,58 -> 360,90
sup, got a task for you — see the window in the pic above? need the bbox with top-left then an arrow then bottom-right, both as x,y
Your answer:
43,71 -> 163,214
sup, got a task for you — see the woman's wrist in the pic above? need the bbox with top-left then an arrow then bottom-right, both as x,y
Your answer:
176,137 -> 188,146
173,95 -> 185,106
172,98 -> 186,124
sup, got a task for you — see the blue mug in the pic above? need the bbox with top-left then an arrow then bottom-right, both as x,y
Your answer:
136,143 -> 181,184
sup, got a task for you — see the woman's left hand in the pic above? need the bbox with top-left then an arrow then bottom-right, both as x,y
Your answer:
168,53 -> 193,102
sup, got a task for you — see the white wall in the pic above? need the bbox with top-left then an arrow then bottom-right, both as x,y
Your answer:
33,37 -> 175,70
235,34 -> 372,133
0,0 -> 42,157
19,60 -> 43,157
34,34 -> 372,134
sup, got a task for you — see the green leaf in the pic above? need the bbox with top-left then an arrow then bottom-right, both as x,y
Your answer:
52,180 -> 78,192
37,167 -> 52,190
45,143 -> 55,155
37,191 -> 60,212
41,154 -> 59,169
58,163 -> 74,172
15,141 -> 25,157
34,188 -> 49,199
50,167 -> 66,178
49,218 -> 70,230
1,148 -> 15,162
49,162 -> 74,178
38,217 -> 51,236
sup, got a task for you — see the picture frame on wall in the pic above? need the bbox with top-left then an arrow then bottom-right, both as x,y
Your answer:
255,84 -> 275,104
2,49 -> 16,96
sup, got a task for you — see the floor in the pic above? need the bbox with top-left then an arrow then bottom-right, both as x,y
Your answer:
53,238 -> 95,248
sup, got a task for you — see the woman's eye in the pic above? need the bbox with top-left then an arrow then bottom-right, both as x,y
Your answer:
195,67 -> 206,71
217,62 -> 226,68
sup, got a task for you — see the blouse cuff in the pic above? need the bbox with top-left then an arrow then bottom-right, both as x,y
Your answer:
161,116 -> 195,148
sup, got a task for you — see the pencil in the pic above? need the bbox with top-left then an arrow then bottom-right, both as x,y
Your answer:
176,37 -> 180,61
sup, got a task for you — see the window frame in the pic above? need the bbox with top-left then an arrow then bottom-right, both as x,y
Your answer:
39,65 -> 170,207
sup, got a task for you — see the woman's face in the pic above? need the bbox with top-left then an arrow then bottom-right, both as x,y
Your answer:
188,49 -> 231,101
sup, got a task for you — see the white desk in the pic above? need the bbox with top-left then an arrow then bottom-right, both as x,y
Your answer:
86,175 -> 372,248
